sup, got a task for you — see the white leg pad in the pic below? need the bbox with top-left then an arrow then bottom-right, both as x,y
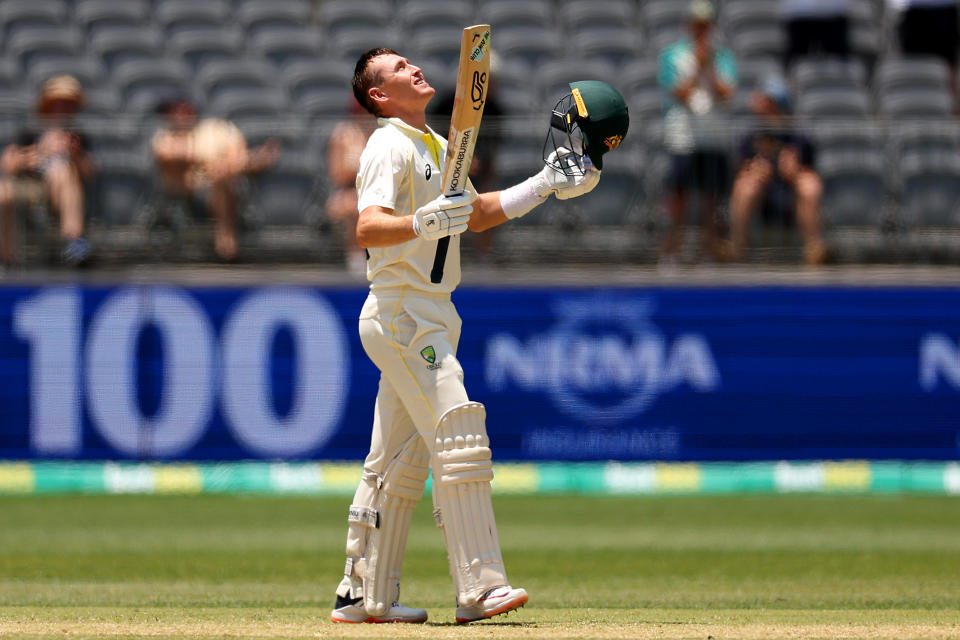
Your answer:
432,402 -> 508,607
343,437 -> 430,616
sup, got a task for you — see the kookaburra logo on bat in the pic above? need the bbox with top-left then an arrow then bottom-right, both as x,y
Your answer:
471,71 -> 486,111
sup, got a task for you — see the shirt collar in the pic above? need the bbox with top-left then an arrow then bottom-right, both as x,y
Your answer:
378,116 -> 440,139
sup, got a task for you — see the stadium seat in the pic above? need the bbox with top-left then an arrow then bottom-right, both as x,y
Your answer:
236,0 -> 313,39
7,26 -> 82,75
642,0 -> 689,53
480,61 -> 532,114
796,87 -> 871,117
249,29 -> 324,70
195,59 -> 280,107
89,26 -> 164,72
74,0 -> 149,39
791,57 -> 868,95
285,60 -> 355,117
206,89 -> 288,124
571,27 -> 644,69
28,57 -> 106,96
78,86 -> 124,117
482,0 -> 554,31
494,25 -> 563,75
879,90 -> 952,119
539,59 -> 617,106
318,0 -> 393,34
730,25 -> 786,59
399,0 -> 475,38
168,29 -> 243,73
328,25 -> 401,64
720,0 -> 780,37
875,56 -> 951,98
153,0 -> 231,39
558,0 -> 638,37
899,150 -> 960,227
849,0 -> 883,58
112,58 -> 193,113
816,146 -> 887,227
94,155 -> 153,226
247,152 -> 324,226
0,59 -> 24,106
0,0 -> 67,40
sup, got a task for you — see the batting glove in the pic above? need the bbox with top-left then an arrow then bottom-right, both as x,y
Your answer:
412,190 -> 475,241
532,147 -> 602,200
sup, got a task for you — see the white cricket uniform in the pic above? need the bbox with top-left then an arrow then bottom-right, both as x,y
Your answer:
354,116 -> 475,474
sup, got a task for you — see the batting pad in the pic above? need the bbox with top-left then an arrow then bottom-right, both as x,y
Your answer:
432,402 -> 508,607
344,437 -> 430,616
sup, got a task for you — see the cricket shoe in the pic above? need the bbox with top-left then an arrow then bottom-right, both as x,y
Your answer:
455,586 -> 528,623
330,594 -> 427,624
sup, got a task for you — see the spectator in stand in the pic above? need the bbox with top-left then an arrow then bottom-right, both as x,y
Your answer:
782,0 -> 851,71
658,0 -> 737,266
325,96 -> 376,274
896,0 -> 960,112
728,75 -> 827,265
0,75 -> 97,266
151,94 -> 280,262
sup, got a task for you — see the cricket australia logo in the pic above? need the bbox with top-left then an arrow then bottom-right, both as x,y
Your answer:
420,345 -> 442,370
603,135 -> 624,151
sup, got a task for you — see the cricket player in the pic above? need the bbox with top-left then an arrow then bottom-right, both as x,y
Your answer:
331,47 -> 629,624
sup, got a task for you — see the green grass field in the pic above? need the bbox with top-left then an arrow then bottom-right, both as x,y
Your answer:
1,493 -> 959,639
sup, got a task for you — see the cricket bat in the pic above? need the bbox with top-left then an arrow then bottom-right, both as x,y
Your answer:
430,24 -> 491,284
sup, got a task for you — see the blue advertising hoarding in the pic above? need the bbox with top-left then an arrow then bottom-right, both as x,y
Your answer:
0,284 -> 958,462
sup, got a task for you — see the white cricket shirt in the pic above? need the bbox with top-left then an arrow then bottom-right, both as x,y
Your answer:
356,117 -> 473,294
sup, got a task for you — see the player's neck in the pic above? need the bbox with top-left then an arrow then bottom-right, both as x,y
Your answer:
386,107 -> 427,133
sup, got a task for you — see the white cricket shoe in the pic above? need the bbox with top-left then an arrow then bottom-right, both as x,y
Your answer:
455,586 -> 528,623
330,595 -> 427,624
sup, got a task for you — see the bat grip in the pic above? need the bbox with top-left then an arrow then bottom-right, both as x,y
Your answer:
430,237 -> 450,283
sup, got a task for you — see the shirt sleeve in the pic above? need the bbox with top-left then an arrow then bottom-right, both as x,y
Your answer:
356,132 -> 404,213
715,48 -> 738,88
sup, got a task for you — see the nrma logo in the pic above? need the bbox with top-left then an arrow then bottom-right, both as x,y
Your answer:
484,296 -> 720,424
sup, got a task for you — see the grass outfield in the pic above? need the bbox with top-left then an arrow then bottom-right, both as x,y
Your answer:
0,494 -> 958,639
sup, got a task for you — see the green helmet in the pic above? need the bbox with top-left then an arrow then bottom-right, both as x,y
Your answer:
544,80 -> 630,175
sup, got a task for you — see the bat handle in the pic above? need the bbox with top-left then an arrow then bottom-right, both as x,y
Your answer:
430,237 -> 450,283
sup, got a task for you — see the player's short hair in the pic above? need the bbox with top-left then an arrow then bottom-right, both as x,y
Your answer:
352,47 -> 399,116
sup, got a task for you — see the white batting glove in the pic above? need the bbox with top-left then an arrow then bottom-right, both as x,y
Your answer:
411,190 -> 475,241
531,147 -> 602,200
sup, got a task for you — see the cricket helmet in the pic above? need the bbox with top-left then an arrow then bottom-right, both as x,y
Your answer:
544,80 -> 629,175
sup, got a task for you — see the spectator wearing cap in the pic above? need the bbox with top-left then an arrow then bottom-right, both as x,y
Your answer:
151,95 -> 280,262
728,75 -> 826,265
0,75 -> 97,266
658,0 -> 738,265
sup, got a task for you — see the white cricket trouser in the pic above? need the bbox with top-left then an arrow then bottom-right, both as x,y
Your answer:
357,288 -> 470,475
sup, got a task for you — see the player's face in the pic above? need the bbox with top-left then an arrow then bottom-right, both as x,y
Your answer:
370,53 -> 435,113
